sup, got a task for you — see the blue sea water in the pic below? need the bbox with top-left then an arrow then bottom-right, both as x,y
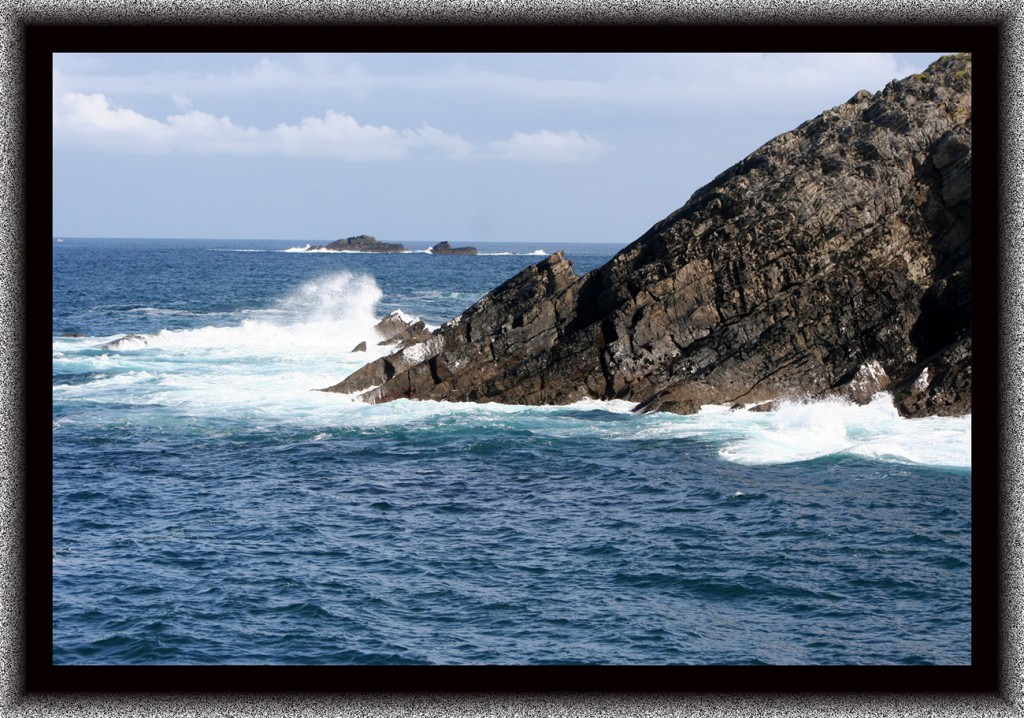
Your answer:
52,237 -> 972,666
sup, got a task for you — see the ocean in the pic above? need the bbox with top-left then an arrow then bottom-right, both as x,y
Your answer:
51,237 -> 972,666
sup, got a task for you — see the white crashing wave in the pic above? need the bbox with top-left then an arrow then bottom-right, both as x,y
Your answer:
714,394 -> 970,468
477,249 -> 550,256
52,269 -> 970,470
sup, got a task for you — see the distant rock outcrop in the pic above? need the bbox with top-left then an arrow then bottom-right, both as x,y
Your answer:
308,235 -> 406,253
325,54 -> 972,418
429,241 -> 478,255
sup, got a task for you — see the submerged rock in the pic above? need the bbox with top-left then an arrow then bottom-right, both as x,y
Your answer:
307,235 -> 406,253
99,334 -> 148,350
429,241 -> 478,255
325,54 -> 973,418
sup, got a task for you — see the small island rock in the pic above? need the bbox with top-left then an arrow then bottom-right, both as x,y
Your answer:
307,235 -> 406,253
429,241 -> 478,255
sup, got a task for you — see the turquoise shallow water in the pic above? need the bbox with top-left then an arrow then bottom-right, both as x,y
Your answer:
52,237 -> 971,665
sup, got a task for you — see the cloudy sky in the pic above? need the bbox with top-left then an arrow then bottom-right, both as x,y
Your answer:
52,52 -> 947,246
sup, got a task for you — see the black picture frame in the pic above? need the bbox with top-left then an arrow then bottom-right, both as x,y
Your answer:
10,15 -> 1008,712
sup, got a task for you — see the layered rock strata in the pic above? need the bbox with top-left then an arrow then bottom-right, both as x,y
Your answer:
325,54 -> 972,417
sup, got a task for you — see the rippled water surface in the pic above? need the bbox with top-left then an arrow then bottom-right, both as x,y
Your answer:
52,238 -> 972,665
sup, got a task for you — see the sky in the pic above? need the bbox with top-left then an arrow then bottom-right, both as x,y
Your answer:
52,52 -> 949,247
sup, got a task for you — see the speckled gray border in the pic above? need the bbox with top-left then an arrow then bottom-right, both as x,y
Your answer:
2,1 -> 1021,716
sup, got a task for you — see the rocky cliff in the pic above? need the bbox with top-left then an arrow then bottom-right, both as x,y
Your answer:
325,54 -> 972,418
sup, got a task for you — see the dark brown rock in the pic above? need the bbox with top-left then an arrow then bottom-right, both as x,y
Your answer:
324,54 -> 972,418
308,235 -> 406,253
429,241 -> 478,255
99,334 -> 148,350
372,311 -> 432,348
352,341 -> 367,352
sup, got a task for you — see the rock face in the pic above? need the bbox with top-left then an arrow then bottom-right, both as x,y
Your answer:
373,311 -> 433,348
429,241 -> 478,255
325,54 -> 972,418
308,235 -> 406,253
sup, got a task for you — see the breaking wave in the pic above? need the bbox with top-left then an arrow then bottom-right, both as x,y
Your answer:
53,272 -> 970,470
477,249 -> 550,256
281,245 -> 551,256
712,395 -> 971,468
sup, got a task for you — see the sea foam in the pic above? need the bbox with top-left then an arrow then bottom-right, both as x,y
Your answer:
52,270 -> 970,469
477,249 -> 550,256
52,271 -> 392,416
71,271 -> 385,356
715,394 -> 970,468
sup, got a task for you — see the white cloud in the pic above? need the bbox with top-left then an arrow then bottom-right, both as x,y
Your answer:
270,111 -> 411,159
52,91 -> 593,163
52,91 -> 475,160
53,54 -> 376,99
54,92 -> 173,152
406,125 -> 476,160
165,110 -> 261,154
486,130 -> 607,163
53,53 -> 932,111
